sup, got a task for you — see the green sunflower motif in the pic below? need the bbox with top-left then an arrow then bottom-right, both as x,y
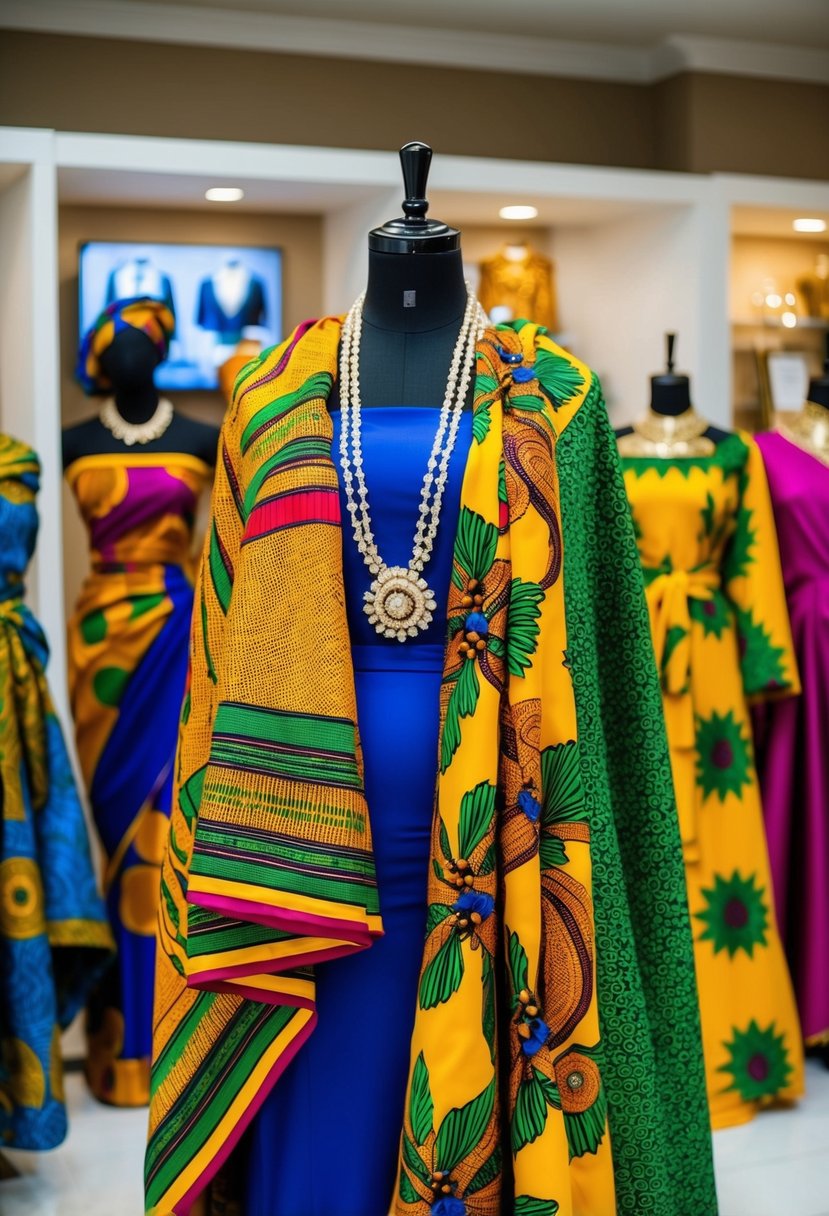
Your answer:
699,491 -> 717,540
695,710 -> 752,803
662,625 -> 688,686
689,592 -> 730,639
695,871 -> 768,957
718,1020 -> 793,1102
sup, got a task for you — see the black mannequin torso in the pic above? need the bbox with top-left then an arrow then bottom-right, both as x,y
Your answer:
806,367 -> 829,411
63,327 -> 219,469
330,248 -> 472,410
615,403 -> 731,446
616,355 -> 730,445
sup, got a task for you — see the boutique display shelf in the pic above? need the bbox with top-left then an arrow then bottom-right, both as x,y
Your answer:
732,317 -> 829,330
1,125 -> 828,709
726,187 -> 829,431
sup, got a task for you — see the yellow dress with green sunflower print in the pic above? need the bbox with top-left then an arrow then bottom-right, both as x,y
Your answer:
620,430 -> 804,1129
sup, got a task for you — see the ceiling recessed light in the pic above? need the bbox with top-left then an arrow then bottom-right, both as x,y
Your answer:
205,186 -> 245,203
793,217 -> 826,233
499,205 -> 538,221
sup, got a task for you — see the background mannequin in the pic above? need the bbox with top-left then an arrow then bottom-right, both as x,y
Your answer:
105,252 -> 176,320
63,324 -> 218,468
616,333 -> 804,1128
63,297 -> 216,1107
478,237 -> 559,332
195,256 -> 267,344
616,333 -> 729,448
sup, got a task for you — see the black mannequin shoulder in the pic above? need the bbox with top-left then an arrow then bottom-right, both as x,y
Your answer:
62,411 -> 221,470
614,423 -> 734,445
169,413 -> 222,466
62,416 -> 107,470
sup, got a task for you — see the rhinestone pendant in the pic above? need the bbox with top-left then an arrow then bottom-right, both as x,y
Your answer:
363,565 -> 437,643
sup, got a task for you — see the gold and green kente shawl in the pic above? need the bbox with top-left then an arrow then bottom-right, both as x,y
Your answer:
146,319 -> 718,1216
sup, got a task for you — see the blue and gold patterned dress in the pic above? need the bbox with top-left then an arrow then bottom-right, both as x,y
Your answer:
0,435 -> 112,1150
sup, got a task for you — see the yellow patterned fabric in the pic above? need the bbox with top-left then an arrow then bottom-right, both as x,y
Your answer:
146,319 -> 716,1216
621,434 -> 804,1128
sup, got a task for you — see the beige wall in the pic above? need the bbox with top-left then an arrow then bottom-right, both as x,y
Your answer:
0,32 -> 657,170
59,203 -> 323,615
672,74 -> 829,179
3,30 -> 826,180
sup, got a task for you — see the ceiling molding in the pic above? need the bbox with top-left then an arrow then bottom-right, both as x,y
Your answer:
2,0 -> 828,86
653,34 -> 829,85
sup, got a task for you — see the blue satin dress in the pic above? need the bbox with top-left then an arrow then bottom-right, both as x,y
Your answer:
245,407 -> 472,1216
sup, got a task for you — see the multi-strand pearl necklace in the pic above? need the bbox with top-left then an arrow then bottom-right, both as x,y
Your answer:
99,397 -> 174,446
339,291 -> 487,642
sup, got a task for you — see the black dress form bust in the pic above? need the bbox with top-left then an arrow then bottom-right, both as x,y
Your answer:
331,141 -> 473,411
355,249 -> 470,408
63,327 -> 219,470
615,333 -> 730,444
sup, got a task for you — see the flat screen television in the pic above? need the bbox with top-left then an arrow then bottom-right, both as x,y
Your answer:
79,239 -> 283,392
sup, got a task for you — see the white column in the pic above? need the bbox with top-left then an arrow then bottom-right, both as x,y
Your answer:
322,188 -> 401,313
0,130 -> 68,719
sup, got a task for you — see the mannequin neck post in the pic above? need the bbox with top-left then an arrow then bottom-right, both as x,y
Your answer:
649,374 -> 692,416
98,328 -> 162,422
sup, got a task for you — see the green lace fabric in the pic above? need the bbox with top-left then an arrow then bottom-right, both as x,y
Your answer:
557,380 -> 717,1215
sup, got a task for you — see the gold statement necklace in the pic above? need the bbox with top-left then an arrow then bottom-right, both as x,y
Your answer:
777,399 -> 829,467
618,407 -> 715,458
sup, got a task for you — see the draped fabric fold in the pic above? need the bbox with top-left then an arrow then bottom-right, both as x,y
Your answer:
146,320 -> 716,1216
66,453 -> 212,1106
753,430 -> 829,1045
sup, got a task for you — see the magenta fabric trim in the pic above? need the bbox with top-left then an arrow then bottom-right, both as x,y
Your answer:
187,888 -> 382,945
190,939 -> 371,987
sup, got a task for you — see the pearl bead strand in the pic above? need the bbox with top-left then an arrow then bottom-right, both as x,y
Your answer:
338,291 -> 487,642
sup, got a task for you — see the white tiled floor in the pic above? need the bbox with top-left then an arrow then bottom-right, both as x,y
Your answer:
2,1061 -> 828,1215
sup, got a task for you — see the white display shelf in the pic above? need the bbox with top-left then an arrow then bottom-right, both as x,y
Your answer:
2,125 -> 829,715
732,317 -> 829,329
